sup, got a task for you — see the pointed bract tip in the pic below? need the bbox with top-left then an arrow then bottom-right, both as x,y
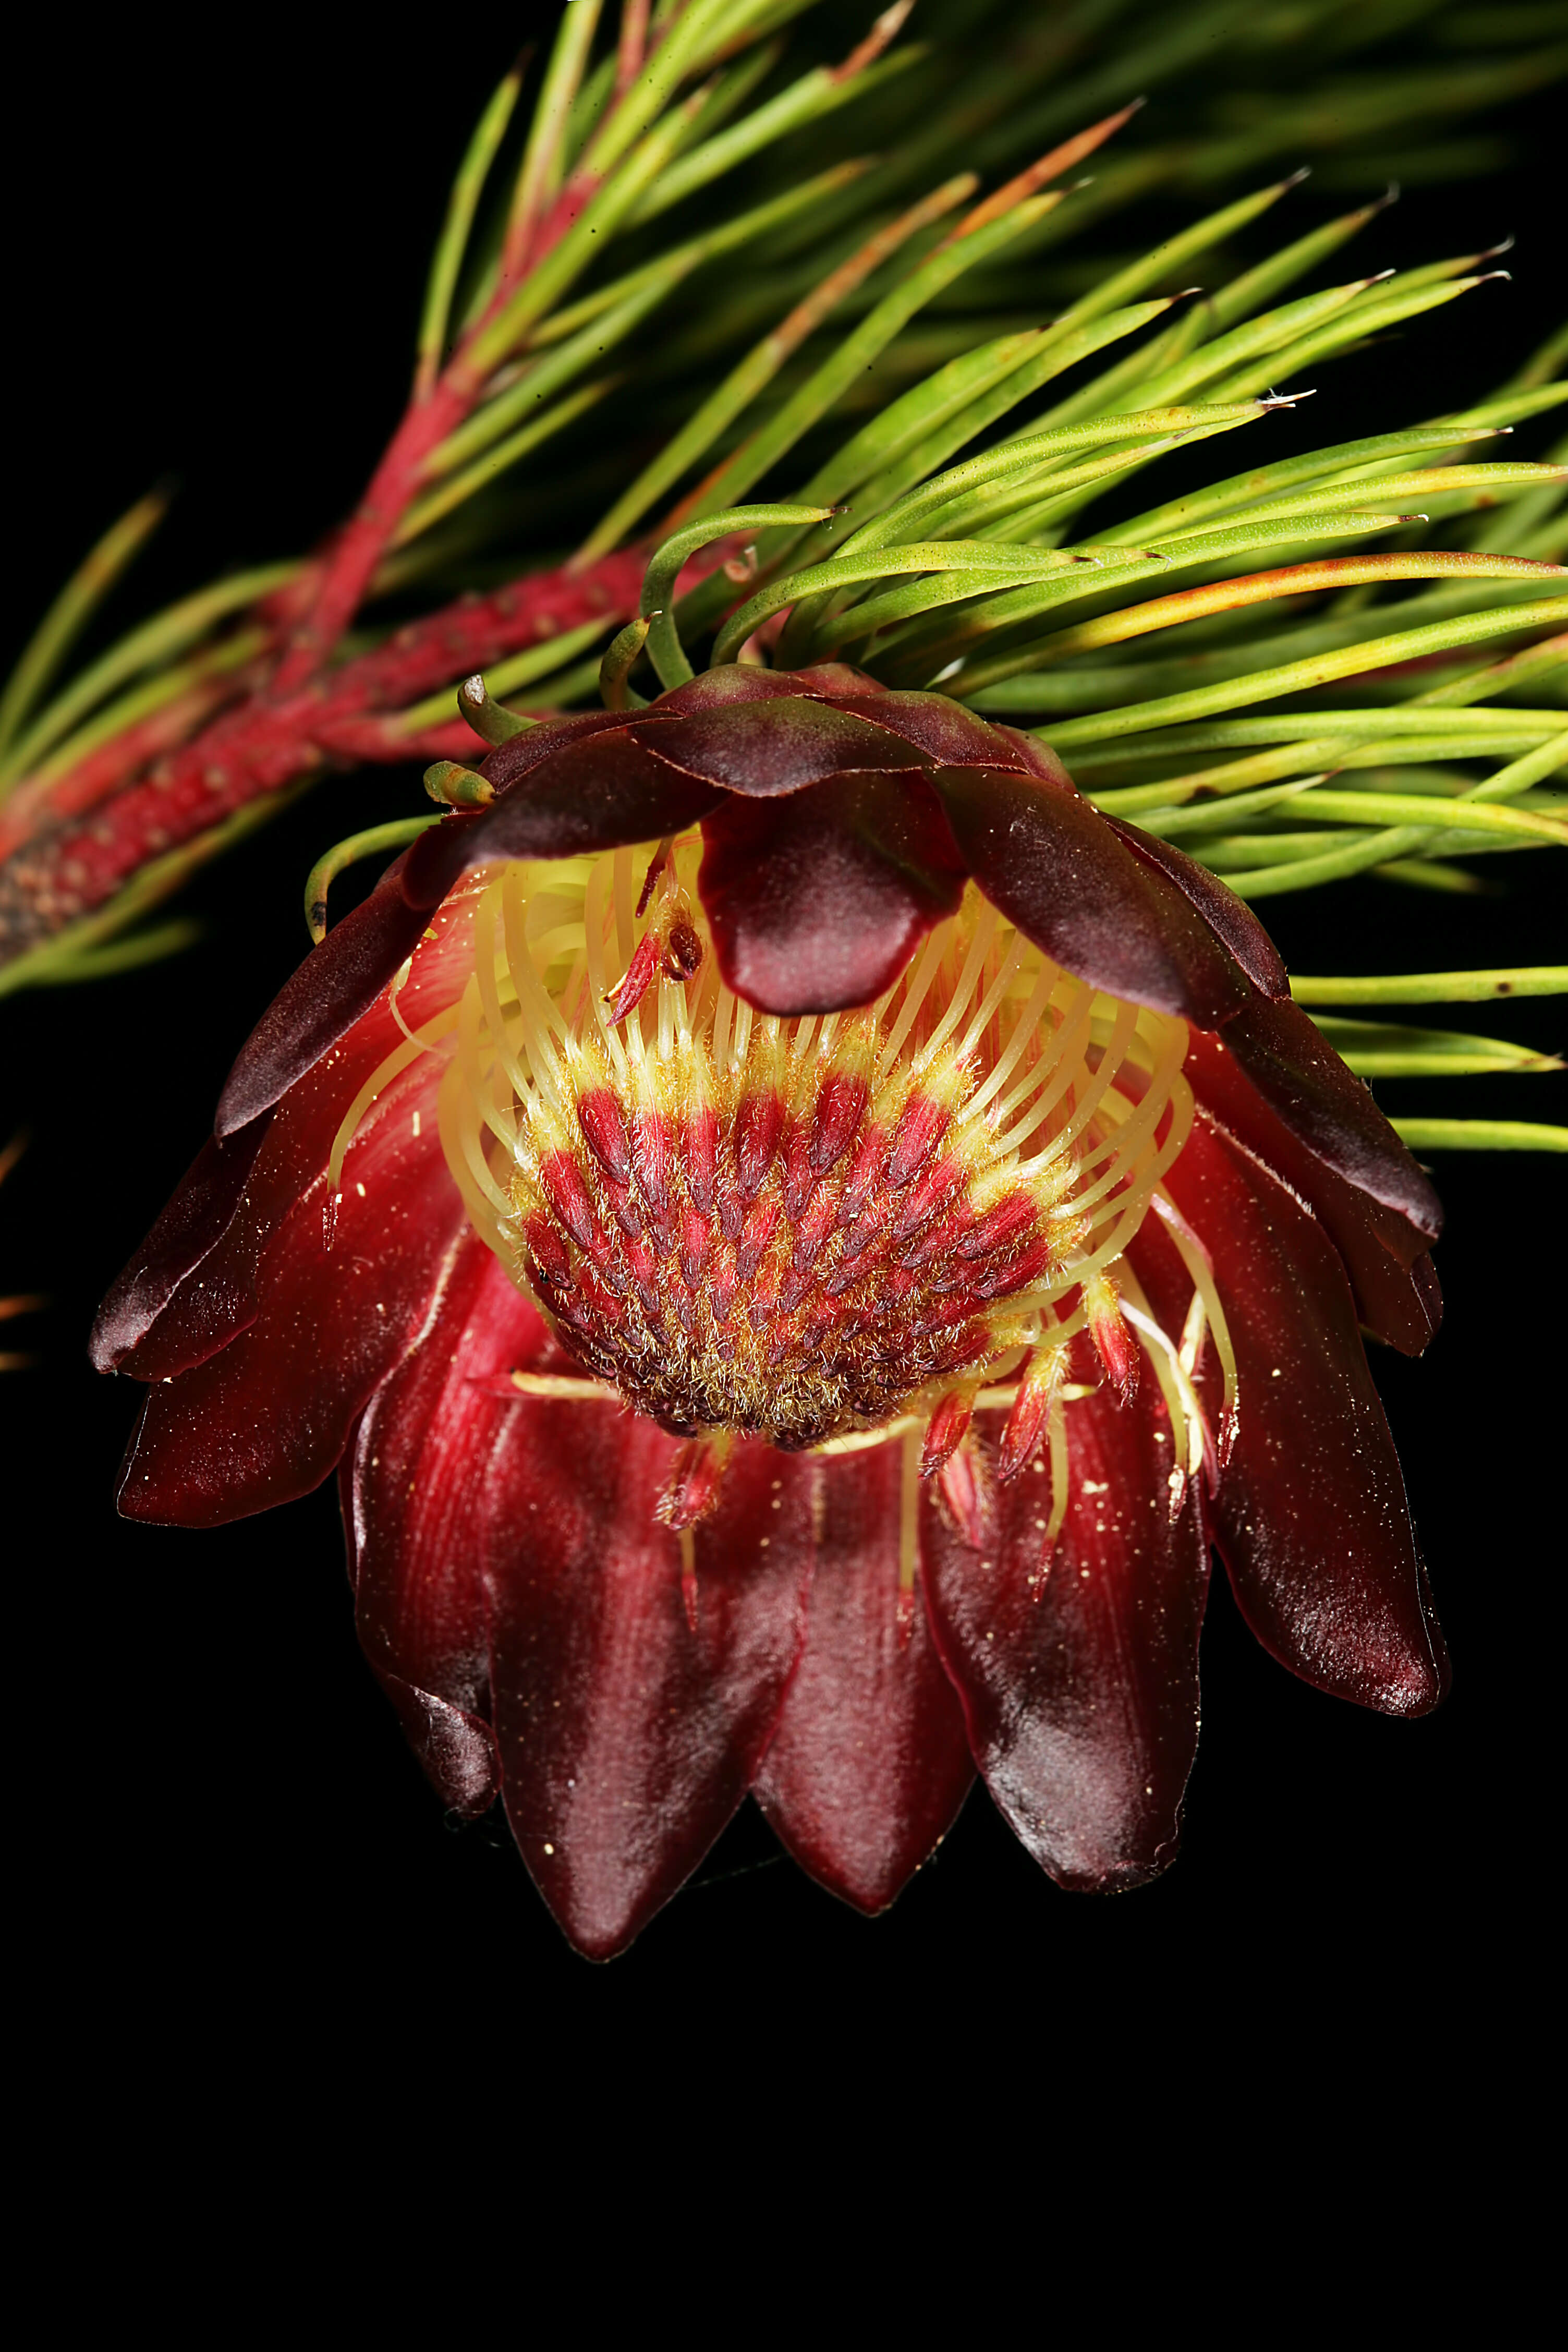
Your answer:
920,1387 -> 976,1480
657,1434 -> 732,1535
457,673 -> 532,745
1086,1282 -> 1138,1408
1373,181 -> 1400,212
938,1445 -> 989,1551
604,930 -> 660,1027
1281,164 -> 1311,189
1481,233 -> 1515,259
423,759 -> 493,809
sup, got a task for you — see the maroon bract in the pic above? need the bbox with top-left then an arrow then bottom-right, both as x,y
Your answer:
95,663 -> 1447,1958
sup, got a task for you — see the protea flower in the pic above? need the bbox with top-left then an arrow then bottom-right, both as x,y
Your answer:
93,653 -> 1457,1956
9,0 -> 1566,1960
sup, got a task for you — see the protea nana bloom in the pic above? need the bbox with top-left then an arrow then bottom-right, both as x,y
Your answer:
92,658 -> 1449,1959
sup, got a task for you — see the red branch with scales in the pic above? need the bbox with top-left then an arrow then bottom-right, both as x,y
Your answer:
0,2 -> 1135,974
0,5 -> 910,965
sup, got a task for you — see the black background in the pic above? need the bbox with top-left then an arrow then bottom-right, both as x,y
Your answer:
3,5 -> 1562,2101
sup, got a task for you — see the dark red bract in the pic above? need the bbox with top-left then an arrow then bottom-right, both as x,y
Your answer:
94,663 -> 1450,1958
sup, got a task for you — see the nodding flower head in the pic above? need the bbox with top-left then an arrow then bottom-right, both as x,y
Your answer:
93,661 -> 1449,1958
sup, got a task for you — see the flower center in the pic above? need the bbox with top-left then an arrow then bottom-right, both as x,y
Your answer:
436,842 -> 1196,1463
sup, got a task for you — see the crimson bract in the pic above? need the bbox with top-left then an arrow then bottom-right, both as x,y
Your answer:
94,662 -> 1448,1958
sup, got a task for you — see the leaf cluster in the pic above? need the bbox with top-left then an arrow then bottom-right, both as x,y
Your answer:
1,0 -> 1563,1146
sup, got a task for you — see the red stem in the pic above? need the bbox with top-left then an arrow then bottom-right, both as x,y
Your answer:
268,382 -> 473,696
0,549 -> 644,963
0,676 -> 262,865
615,0 -> 651,98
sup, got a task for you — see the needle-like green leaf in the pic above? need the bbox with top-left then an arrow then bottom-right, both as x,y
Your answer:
303,817 -> 445,945
641,502 -> 837,685
624,42 -> 922,224
672,186 -> 1078,526
1001,587 -> 1568,732
1390,1119 -> 1568,1153
577,171 -> 976,559
1291,965 -> 1568,1004
392,616 -> 619,737
415,60 -> 526,398
1305,1014 -> 1563,1075
0,488 -> 172,767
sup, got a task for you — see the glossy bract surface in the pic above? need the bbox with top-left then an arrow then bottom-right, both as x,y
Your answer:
95,665 -> 1449,1957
